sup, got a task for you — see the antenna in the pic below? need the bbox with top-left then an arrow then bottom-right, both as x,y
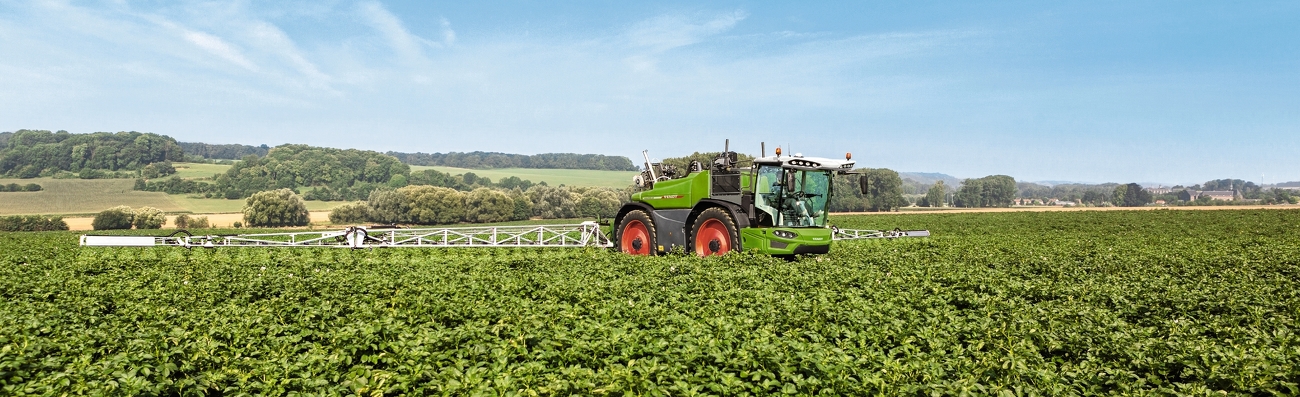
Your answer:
642,150 -> 657,182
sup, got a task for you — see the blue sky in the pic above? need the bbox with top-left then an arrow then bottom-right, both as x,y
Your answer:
2,1 -> 1297,185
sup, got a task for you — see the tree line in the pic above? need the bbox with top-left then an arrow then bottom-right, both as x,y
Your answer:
0,215 -> 67,232
388,151 -> 638,171
135,146 -> 550,201
0,183 -> 42,192
328,185 -> 627,226
178,142 -> 269,160
0,130 -> 184,178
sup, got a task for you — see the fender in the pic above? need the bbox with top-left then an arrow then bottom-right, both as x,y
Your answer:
689,198 -> 751,230
614,202 -> 656,229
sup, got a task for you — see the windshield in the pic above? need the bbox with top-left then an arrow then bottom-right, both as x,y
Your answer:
753,165 -> 831,227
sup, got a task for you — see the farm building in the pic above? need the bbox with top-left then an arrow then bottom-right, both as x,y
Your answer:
1200,190 -> 1238,201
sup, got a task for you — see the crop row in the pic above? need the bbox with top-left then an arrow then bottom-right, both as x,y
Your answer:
1,209 -> 1298,395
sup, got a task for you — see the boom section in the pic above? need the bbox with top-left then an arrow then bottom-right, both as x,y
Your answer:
80,222 -> 613,249
831,227 -> 930,240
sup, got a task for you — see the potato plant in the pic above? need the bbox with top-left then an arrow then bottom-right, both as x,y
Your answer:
1,210 -> 1298,395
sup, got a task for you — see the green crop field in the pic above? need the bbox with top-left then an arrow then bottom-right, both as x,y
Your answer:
412,165 -> 635,188
2,209 -> 1298,394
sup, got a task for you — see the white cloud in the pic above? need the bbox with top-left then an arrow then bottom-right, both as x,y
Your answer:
440,17 -> 456,46
357,1 -> 436,64
625,10 -> 748,52
246,21 -> 332,88
179,29 -> 258,71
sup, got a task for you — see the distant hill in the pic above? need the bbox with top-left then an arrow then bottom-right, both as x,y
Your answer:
898,172 -> 962,187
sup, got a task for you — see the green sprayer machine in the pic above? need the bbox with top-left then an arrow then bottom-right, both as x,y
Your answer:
613,140 -> 927,256
80,141 -> 928,255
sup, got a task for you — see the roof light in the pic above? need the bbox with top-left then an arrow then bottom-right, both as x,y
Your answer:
846,152 -> 852,160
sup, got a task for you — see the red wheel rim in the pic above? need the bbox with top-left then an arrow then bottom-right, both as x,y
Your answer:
694,218 -> 731,256
620,220 -> 652,255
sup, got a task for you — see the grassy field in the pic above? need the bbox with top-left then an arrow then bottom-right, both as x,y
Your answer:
413,165 -> 635,188
170,162 -> 231,179
0,177 -> 346,216
3,209 -> 1297,394
0,177 -> 184,215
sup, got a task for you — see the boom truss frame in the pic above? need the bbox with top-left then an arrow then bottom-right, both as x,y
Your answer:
79,222 -> 927,249
81,222 -> 613,249
831,227 -> 930,240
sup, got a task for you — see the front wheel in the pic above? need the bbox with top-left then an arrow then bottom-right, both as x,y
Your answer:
690,207 -> 739,256
616,210 -> 657,256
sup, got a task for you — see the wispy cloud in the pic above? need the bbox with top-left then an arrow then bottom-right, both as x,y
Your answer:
246,21 -> 332,88
177,28 -> 258,71
625,10 -> 748,52
440,17 -> 456,46
357,1 -> 441,64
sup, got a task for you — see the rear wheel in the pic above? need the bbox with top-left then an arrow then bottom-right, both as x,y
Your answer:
616,210 -> 656,256
690,207 -> 739,256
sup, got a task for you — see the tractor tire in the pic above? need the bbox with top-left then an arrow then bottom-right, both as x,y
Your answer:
689,207 -> 739,256
616,210 -> 657,256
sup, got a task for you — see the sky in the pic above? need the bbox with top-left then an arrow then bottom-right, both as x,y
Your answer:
1,1 -> 1297,185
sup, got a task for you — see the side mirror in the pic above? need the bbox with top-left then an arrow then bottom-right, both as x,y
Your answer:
859,175 -> 869,195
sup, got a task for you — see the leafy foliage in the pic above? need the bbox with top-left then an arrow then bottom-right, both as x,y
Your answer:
327,202 -> 371,225
131,206 -> 166,229
0,183 -> 42,192
390,151 -> 638,171
213,145 -> 409,199
0,215 -> 67,231
2,210 -> 1299,394
402,185 -> 464,225
955,175 -> 1017,208
1113,182 -> 1153,207
0,130 -> 184,177
242,189 -> 309,227
925,181 -> 947,207
91,206 -> 135,230
464,188 -> 514,223
178,142 -> 269,160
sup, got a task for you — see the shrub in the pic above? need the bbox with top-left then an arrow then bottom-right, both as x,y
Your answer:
189,216 -> 210,229
243,188 -> 310,227
92,206 -> 135,230
140,162 -> 176,179
329,202 -> 372,225
4,183 -> 18,192
132,207 -> 166,229
0,215 -> 68,231
174,214 -> 191,229
24,183 -> 42,192
233,221 -> 242,228
465,188 -> 514,223
403,185 -> 464,225
366,189 -> 408,224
